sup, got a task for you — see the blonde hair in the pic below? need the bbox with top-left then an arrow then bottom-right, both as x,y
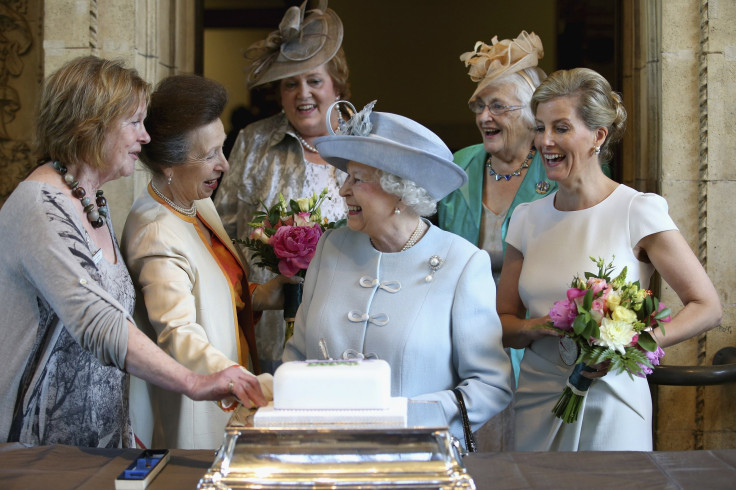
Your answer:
34,56 -> 150,169
531,67 -> 626,162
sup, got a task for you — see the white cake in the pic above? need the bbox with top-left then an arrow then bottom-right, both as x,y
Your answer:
253,359 -> 408,428
273,359 -> 391,410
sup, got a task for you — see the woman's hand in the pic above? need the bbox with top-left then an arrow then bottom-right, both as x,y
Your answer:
502,314 -> 562,348
580,360 -> 611,379
187,365 -> 267,407
126,324 -> 267,407
252,274 -> 304,310
497,246 -> 560,348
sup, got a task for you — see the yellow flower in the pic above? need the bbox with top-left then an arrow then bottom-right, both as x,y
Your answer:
605,290 -> 622,310
611,305 -> 637,324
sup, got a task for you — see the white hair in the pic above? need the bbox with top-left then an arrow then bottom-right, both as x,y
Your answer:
489,66 -> 547,129
378,170 -> 437,217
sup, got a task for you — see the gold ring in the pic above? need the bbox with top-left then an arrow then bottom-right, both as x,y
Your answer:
227,380 -> 234,394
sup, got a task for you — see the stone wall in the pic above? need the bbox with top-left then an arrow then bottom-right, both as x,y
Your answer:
624,0 -> 736,450
39,0 -> 196,235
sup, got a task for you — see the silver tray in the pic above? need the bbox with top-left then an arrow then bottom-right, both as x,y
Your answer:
197,401 -> 475,489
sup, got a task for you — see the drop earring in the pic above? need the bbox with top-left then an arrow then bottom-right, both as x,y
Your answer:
167,174 -> 172,185
394,208 -> 401,215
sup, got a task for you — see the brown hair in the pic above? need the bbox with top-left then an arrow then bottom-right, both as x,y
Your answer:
140,74 -> 228,174
34,56 -> 150,169
324,47 -> 351,100
531,68 -> 626,162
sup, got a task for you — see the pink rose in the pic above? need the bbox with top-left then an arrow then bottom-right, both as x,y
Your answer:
549,299 -> 578,331
590,297 -> 606,322
249,227 -> 270,244
586,277 -> 608,295
270,224 -> 323,277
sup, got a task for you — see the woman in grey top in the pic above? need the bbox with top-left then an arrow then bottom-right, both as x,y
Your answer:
0,56 -> 266,447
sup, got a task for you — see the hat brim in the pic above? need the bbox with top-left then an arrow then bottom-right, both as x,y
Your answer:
315,135 -> 467,202
247,9 -> 343,89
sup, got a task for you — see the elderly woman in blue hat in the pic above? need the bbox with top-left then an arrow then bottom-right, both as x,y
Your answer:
282,101 -> 512,446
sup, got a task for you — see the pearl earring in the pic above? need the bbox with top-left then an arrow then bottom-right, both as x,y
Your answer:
394,207 -> 400,215
167,174 -> 172,185
593,146 -> 601,155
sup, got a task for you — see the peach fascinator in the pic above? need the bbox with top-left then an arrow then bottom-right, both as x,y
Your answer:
460,30 -> 544,101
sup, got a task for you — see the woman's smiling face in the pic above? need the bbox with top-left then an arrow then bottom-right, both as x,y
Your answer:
279,64 -> 339,138
534,96 -> 602,183
474,82 -> 531,158
169,118 -> 229,204
339,161 -> 397,238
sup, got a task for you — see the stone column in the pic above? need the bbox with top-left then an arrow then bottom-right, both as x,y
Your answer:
625,0 -> 736,450
42,0 -> 197,236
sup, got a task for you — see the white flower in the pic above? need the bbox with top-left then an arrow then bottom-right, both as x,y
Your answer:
597,317 -> 637,354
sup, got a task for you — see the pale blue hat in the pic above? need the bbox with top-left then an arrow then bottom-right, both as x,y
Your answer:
314,100 -> 467,201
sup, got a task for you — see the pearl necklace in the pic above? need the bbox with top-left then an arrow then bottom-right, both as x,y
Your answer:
151,181 -> 197,217
486,147 -> 536,181
295,132 -> 319,153
53,161 -> 108,228
401,219 -> 425,252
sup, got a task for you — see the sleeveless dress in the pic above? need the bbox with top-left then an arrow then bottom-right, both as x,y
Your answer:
505,185 -> 677,451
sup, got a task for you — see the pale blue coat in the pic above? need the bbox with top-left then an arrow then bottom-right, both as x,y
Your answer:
283,222 -> 513,441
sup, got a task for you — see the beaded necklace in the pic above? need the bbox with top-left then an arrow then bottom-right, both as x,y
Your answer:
295,132 -> 319,153
486,147 -> 536,181
401,219 -> 425,251
151,181 -> 197,217
53,161 -> 108,228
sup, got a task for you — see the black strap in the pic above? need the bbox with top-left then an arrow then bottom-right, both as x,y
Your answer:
452,388 -> 477,453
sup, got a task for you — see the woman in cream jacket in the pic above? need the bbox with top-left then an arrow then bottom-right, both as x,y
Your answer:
122,75 -> 290,449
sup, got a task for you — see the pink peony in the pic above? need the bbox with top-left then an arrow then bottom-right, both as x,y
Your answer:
549,299 -> 578,331
270,224 -> 323,277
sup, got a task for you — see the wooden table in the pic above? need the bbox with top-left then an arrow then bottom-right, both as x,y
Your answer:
1,443 -> 735,489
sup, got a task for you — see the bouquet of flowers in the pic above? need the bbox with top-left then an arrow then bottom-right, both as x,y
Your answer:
544,256 -> 671,423
236,188 -> 343,344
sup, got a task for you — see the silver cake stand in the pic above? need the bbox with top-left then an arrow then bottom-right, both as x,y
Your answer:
197,400 -> 476,489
